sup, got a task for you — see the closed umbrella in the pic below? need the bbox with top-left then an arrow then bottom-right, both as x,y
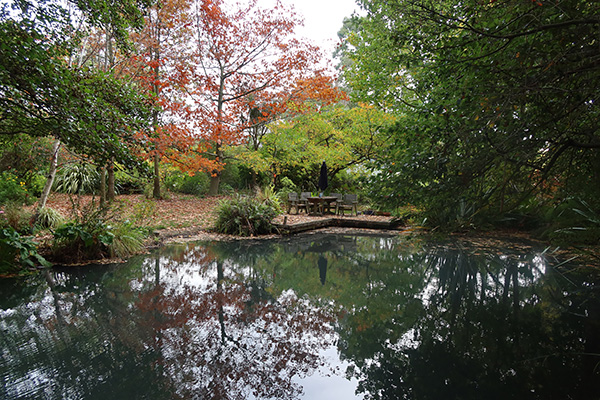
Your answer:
318,161 -> 328,195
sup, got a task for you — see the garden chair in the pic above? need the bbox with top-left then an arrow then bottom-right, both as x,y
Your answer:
299,191 -> 312,213
287,192 -> 299,214
336,193 -> 358,216
287,192 -> 308,214
328,193 -> 342,214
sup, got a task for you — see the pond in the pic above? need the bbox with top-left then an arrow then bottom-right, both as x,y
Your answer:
1,232 -> 599,400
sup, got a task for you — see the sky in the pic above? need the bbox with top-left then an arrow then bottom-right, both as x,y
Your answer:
279,0 -> 363,55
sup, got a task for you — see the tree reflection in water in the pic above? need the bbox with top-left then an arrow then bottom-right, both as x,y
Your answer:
1,234 -> 599,400
0,241 -> 336,400
339,241 -> 600,400
135,248 -> 337,400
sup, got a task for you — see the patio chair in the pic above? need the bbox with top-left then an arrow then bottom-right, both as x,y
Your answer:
336,193 -> 358,216
328,193 -> 342,214
287,193 -> 308,214
299,192 -> 312,213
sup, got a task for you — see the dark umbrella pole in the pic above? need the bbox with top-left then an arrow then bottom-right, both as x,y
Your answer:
318,161 -> 328,197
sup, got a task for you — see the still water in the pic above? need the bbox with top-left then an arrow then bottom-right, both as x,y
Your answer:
1,232 -> 599,400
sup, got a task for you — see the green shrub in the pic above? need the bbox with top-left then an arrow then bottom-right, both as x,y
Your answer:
0,172 -> 33,205
28,173 -> 47,197
276,177 -> 298,204
179,173 -> 210,196
219,183 -> 236,195
164,168 -> 186,192
51,202 -> 114,262
257,185 -> 283,214
214,195 -> 279,236
221,162 -> 242,190
109,221 -> 146,259
115,169 -> 145,194
53,220 -> 114,262
35,207 -> 65,230
1,203 -> 33,232
51,197 -> 149,262
0,227 -> 51,274
549,197 -> 600,244
54,162 -> 99,194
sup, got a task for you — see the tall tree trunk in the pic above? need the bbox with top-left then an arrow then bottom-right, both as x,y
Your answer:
151,18 -> 162,199
153,153 -> 161,199
208,144 -> 222,196
209,173 -> 220,196
34,139 -> 61,222
107,160 -> 115,202
99,165 -> 107,207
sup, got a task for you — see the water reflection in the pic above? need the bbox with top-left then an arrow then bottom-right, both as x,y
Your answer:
1,233 -> 599,399
343,242 -> 600,400
318,256 -> 327,286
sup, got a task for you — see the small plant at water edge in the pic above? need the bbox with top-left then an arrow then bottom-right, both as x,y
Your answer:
0,227 -> 51,275
108,221 -> 146,259
52,220 -> 114,262
214,195 -> 279,236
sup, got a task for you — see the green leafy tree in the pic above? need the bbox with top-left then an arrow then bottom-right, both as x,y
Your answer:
0,1 -> 154,170
252,104 -> 396,189
342,0 -> 600,228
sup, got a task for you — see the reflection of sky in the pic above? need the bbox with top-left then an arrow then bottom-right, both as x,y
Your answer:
293,346 -> 363,400
133,253 -> 360,399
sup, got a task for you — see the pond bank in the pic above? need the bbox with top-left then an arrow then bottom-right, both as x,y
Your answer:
153,213 -> 408,244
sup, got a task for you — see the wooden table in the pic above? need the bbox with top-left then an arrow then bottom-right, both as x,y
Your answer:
306,196 -> 338,215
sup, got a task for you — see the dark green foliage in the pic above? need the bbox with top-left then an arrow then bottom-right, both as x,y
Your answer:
50,198 -> 148,262
548,198 -> 600,245
0,134 -> 54,195
51,200 -> 114,262
345,0 -> 600,231
179,173 -> 210,196
220,162 -> 243,191
53,220 -> 114,262
214,195 -> 279,236
276,177 -> 298,204
0,4 -> 153,169
114,169 -> 146,194
0,227 -> 51,274
237,164 -> 270,189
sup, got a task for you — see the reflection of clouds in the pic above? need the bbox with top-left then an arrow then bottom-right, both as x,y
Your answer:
134,251 -> 338,400
295,346 -> 364,400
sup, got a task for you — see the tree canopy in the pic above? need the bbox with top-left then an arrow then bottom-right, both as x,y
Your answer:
342,0 -> 600,226
0,0 -> 154,167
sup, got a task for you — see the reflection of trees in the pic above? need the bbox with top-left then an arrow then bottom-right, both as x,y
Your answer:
347,243 -> 600,400
0,262 -> 173,400
1,242 -> 335,400
5,235 -> 596,400
245,233 -> 427,366
135,250 -> 336,399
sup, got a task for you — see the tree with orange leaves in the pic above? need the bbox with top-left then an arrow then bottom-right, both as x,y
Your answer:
184,0 -> 337,195
128,0 -> 197,199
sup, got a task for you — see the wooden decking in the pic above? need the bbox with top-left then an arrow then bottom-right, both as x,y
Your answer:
273,215 -> 403,234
